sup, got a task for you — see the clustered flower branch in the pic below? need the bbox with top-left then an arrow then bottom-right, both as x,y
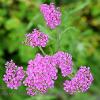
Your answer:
3,3 -> 93,96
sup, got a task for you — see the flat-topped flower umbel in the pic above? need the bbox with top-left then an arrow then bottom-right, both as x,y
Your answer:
40,3 -> 61,29
64,66 -> 93,94
3,60 -> 25,89
53,51 -> 73,77
23,54 -> 58,96
25,29 -> 48,47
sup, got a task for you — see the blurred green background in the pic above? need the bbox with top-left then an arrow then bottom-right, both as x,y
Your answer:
0,0 -> 100,100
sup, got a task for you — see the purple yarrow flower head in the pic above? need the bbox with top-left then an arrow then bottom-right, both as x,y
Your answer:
63,66 -> 93,94
40,3 -> 61,29
75,66 -> 93,92
23,53 -> 58,96
25,29 -> 48,47
3,60 -> 25,89
53,51 -> 73,77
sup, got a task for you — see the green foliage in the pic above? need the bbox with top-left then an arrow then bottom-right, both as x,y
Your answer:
70,93 -> 97,100
18,45 -> 38,63
0,0 -> 100,100
25,95 -> 56,100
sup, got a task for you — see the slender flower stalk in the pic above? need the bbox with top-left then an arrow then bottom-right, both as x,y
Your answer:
56,28 -> 61,51
51,0 -> 55,3
38,46 -> 46,56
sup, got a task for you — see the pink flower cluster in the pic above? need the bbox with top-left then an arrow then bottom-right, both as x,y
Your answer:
22,51 -> 73,96
53,51 -> 73,77
3,52 -> 93,96
40,3 -> 61,29
23,54 -> 58,96
3,60 -> 25,89
3,2 -> 94,96
25,29 -> 48,47
64,66 -> 93,94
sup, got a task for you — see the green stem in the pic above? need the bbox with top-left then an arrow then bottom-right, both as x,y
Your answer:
26,14 -> 39,32
38,46 -> 46,56
51,0 -> 55,3
61,26 -> 77,36
56,28 -> 61,51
